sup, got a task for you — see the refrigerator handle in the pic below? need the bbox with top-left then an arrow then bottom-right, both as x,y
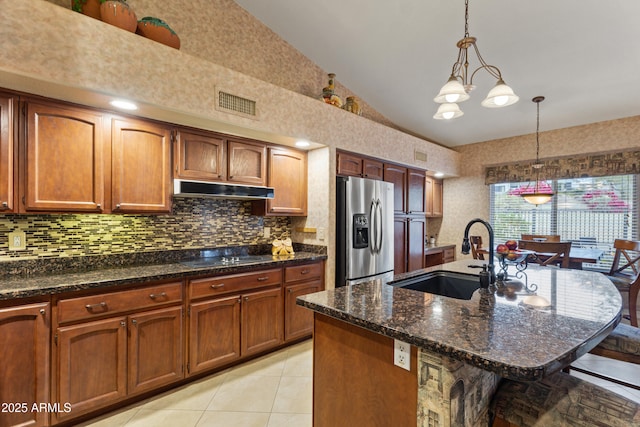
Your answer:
370,200 -> 378,254
376,199 -> 383,254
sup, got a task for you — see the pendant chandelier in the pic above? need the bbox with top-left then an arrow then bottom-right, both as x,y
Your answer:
522,96 -> 554,205
433,0 -> 519,120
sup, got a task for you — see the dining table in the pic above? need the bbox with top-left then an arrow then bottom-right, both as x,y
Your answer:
535,247 -> 605,270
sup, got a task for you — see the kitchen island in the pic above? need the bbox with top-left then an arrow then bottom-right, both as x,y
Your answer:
297,259 -> 622,427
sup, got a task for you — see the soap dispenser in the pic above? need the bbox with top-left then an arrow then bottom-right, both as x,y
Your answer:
479,264 -> 490,289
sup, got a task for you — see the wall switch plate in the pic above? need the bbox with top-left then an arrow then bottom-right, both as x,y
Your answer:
393,339 -> 410,371
317,227 -> 325,241
8,231 -> 26,251
263,227 -> 270,238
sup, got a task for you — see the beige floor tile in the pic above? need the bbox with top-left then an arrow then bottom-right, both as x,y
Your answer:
207,375 -> 281,412
272,376 -> 312,413
197,411 -> 270,427
267,413 -> 313,427
76,405 -> 140,427
124,409 -> 204,427
142,372 -> 227,410
282,349 -> 313,377
228,351 -> 288,377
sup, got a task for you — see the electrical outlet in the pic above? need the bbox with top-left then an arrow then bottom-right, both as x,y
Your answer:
317,227 -> 325,241
8,231 -> 26,251
394,339 -> 410,371
264,227 -> 270,238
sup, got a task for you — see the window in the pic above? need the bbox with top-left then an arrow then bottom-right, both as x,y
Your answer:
490,174 -> 639,270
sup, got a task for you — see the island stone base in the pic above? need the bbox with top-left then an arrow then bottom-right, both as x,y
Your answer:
418,349 -> 500,426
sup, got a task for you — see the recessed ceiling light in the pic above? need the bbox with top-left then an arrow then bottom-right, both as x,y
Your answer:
110,99 -> 138,111
434,172 -> 445,178
295,140 -> 310,147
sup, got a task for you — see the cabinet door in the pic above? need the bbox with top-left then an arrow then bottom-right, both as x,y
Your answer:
0,95 -> 14,212
336,152 -> 362,177
393,217 -> 408,274
285,280 -> 322,341
241,287 -> 283,357
363,159 -> 384,180
24,101 -> 104,212
111,118 -> 171,213
188,296 -> 241,375
432,179 -> 443,217
407,217 -> 426,272
227,139 -> 266,185
425,176 -> 443,217
407,169 -> 425,214
424,176 -> 434,216
128,306 -> 183,395
383,164 -> 407,214
0,303 -> 49,427
265,147 -> 307,216
174,130 -> 226,181
56,317 -> 127,422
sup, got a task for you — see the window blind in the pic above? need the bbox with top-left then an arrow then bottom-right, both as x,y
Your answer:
490,174 -> 639,271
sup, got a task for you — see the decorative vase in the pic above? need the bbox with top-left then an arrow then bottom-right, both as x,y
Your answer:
71,0 -> 101,20
136,17 -> 181,49
100,0 -> 137,33
320,73 -> 342,107
343,96 -> 362,116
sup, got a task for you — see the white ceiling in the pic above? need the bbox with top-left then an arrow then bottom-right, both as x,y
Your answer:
234,0 -> 640,148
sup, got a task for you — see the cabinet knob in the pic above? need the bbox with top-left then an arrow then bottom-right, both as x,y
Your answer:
115,204 -> 121,210
0,201 -> 7,209
120,320 -> 126,327
132,319 -> 137,325
237,298 -> 242,303
40,308 -> 46,315
244,296 -> 249,301
96,203 -> 101,209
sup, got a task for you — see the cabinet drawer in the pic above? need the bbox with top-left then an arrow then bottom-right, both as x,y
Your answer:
443,248 -> 455,262
285,262 -> 323,283
57,282 -> 182,324
189,268 -> 282,300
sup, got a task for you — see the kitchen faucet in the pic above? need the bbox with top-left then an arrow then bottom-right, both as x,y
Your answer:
461,218 -> 495,284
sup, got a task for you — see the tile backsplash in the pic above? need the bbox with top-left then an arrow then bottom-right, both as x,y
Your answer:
0,198 -> 290,262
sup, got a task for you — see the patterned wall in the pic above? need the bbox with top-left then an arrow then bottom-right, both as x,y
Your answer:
0,198 -> 290,262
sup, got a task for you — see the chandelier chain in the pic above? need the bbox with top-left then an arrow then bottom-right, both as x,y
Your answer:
464,0 -> 470,38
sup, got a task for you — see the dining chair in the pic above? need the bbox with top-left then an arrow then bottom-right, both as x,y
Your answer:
520,234 -> 561,242
469,236 -> 486,260
518,240 -> 572,268
606,239 -> 640,327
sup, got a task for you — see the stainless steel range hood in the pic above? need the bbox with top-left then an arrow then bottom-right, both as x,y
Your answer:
173,179 -> 274,200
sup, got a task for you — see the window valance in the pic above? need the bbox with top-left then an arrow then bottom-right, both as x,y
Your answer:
485,149 -> 640,185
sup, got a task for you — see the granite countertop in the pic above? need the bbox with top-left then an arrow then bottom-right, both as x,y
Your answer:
297,259 -> 621,381
0,251 -> 327,301
425,242 -> 456,253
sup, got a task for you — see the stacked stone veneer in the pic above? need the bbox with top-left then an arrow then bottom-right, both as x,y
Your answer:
0,198 -> 289,261
417,349 -> 500,427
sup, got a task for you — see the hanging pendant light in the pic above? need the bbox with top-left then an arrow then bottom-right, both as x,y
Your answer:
433,0 -> 518,120
522,96 -> 554,205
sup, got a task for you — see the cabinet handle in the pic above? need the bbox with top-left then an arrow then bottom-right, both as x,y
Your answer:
40,308 -> 46,315
301,269 -> 310,275
149,292 -> 167,299
85,302 -> 107,310
257,276 -> 269,282
210,284 -> 225,289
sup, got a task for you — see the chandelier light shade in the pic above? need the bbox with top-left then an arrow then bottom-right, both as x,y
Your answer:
521,96 -> 554,206
433,102 -> 464,120
433,0 -> 518,120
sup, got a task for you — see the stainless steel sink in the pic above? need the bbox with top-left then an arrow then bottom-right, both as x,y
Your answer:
389,271 -> 480,300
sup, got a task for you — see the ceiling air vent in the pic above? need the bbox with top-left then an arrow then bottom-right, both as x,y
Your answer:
218,91 -> 257,117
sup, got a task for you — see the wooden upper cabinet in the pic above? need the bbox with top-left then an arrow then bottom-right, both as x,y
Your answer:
425,176 -> 443,217
256,147 -> 307,216
227,139 -> 266,186
337,152 -> 363,177
0,95 -> 14,212
111,117 -> 172,213
383,164 -> 407,214
407,169 -> 426,214
174,130 -> 226,181
363,159 -> 384,180
23,101 -> 105,213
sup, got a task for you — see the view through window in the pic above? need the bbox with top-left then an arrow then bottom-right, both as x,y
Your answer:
490,174 -> 639,271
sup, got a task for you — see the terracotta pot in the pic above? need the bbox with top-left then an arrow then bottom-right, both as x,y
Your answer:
100,0 -> 137,33
71,0 -> 101,20
136,17 -> 181,49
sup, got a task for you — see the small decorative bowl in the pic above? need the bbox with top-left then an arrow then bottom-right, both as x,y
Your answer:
496,250 -> 534,264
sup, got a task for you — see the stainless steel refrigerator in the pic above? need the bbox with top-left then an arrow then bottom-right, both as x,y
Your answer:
336,176 -> 394,287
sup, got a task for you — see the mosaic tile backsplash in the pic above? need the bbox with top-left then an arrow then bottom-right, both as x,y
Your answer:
0,198 -> 290,262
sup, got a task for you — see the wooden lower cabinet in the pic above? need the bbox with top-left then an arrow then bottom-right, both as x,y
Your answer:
284,281 -> 321,341
55,317 -> 127,423
188,295 -> 241,375
0,302 -> 50,427
241,287 -> 283,356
